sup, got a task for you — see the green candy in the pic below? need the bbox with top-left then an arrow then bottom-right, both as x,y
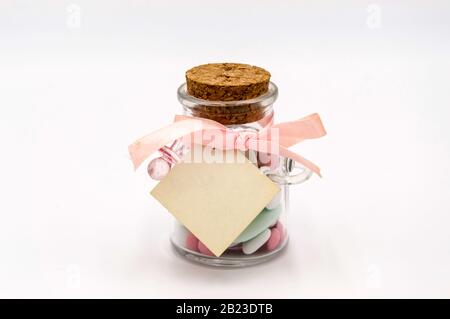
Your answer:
232,205 -> 282,244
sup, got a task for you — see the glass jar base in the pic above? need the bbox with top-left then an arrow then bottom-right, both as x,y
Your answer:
170,237 -> 288,268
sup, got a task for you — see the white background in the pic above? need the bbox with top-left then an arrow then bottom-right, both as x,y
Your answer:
1,0 -> 449,298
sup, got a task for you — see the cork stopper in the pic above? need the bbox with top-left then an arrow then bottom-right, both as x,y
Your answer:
183,63 -> 273,125
186,63 -> 271,101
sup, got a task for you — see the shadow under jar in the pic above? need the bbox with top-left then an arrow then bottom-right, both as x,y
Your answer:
170,82 -> 312,267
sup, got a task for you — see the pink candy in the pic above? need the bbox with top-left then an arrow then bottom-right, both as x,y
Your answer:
185,233 -> 199,251
275,221 -> 284,241
185,232 -> 215,256
266,228 -> 281,251
266,221 -> 285,251
184,222 -> 285,256
197,241 -> 215,256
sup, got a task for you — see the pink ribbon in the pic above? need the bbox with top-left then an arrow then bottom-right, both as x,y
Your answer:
129,113 -> 326,176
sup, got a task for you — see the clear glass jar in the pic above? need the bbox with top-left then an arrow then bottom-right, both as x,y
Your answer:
169,82 -> 312,267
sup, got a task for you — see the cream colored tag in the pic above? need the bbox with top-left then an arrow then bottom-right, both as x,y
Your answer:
150,145 -> 280,257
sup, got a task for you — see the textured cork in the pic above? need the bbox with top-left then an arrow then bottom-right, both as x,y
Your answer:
186,63 -> 271,101
185,63 -> 272,125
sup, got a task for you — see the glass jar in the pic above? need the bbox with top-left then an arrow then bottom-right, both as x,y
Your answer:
169,82 -> 312,267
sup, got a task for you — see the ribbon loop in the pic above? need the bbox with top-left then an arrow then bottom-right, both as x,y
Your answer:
128,113 -> 326,176
234,132 -> 256,151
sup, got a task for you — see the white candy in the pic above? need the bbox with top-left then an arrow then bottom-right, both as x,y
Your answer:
242,229 -> 271,255
266,191 -> 282,210
172,223 -> 189,245
232,205 -> 282,244
259,166 -> 271,174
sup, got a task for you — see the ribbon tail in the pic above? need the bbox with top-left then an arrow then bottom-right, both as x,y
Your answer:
174,115 -> 228,129
129,114 -> 326,176
270,113 -> 327,147
128,119 -> 223,170
279,146 -> 322,177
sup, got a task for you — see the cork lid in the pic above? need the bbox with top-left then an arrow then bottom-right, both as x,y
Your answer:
186,63 -> 271,101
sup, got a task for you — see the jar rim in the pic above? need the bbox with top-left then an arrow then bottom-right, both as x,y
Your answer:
177,81 -> 278,107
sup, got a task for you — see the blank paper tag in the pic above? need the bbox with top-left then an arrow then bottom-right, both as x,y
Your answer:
150,145 -> 280,257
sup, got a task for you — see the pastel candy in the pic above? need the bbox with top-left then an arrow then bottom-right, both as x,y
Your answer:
266,228 -> 281,251
275,221 -> 284,238
227,244 -> 242,251
173,223 -> 188,242
242,229 -> 271,255
268,219 -> 277,228
233,205 -> 282,244
185,232 -> 199,252
197,241 -> 215,256
266,191 -> 281,210
259,166 -> 271,174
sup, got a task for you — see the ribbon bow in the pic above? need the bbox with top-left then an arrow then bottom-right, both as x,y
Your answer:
129,113 -> 326,176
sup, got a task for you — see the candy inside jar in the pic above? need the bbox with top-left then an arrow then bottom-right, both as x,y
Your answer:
148,139 -> 293,265
168,150 -> 298,266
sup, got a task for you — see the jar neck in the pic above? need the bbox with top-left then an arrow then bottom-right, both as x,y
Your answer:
222,109 -> 274,131
185,106 -> 274,132
177,82 -> 278,129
